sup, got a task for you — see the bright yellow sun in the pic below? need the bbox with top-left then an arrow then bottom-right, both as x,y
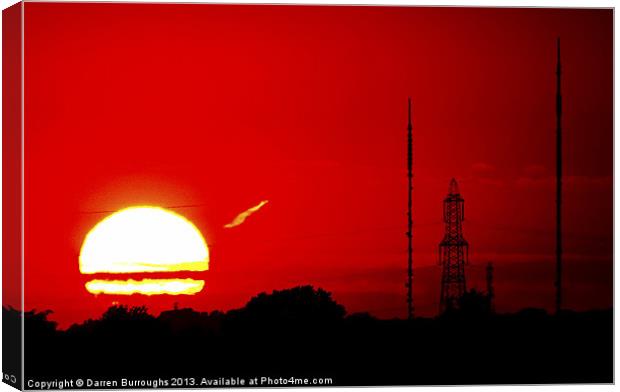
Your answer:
79,206 -> 209,295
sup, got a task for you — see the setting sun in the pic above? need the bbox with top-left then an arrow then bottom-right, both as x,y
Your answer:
79,206 -> 209,295
85,278 -> 205,296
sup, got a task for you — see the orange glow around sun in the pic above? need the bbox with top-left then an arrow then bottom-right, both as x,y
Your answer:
79,206 -> 209,295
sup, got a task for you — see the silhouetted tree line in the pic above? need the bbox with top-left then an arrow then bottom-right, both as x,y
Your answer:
3,285 -> 612,386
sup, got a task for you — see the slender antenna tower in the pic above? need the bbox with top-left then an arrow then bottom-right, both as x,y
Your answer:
406,97 -> 414,320
555,38 -> 563,314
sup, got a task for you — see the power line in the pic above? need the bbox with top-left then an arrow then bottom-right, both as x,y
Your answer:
79,203 -> 212,214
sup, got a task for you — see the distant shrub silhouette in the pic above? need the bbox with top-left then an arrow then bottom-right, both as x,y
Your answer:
24,309 -> 57,337
66,304 -> 162,344
102,305 -> 154,322
345,312 -> 376,322
158,307 -> 221,336
516,307 -> 549,319
14,286 -> 612,385
439,289 -> 492,318
233,285 -> 346,323
458,289 -> 492,316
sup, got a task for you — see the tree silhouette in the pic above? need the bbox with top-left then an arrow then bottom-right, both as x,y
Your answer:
439,289 -> 492,318
458,289 -> 492,316
24,309 -> 57,337
12,286 -> 612,385
102,305 -> 154,322
235,285 -> 346,323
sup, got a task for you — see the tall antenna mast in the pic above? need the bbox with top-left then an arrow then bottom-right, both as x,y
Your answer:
555,38 -> 563,314
406,97 -> 414,319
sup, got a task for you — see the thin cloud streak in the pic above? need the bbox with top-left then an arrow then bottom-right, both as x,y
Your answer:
224,200 -> 269,229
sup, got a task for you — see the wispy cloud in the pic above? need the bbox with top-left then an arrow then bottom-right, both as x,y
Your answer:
469,162 -> 505,186
224,200 -> 269,229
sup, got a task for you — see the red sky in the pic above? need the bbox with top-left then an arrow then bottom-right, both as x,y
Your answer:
10,3 -> 613,327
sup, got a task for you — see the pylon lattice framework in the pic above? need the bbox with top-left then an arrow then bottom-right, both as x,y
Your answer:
439,178 -> 469,313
